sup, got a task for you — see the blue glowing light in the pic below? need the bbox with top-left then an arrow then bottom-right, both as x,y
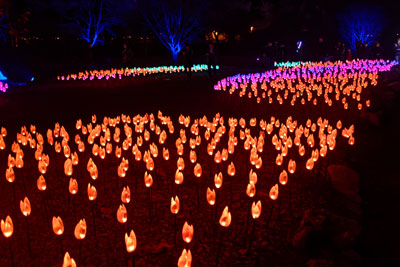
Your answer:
339,6 -> 383,52
31,77 -> 34,82
296,41 -> 303,53
0,70 -> 7,81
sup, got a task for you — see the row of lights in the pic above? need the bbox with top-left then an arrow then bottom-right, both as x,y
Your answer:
57,64 -> 219,82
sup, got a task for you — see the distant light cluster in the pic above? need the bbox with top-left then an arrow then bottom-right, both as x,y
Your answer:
0,82 -> 8,93
214,59 -> 397,111
274,61 -> 311,68
57,64 -> 219,82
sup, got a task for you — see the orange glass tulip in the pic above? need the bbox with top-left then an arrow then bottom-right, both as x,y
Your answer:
87,183 -> 97,201
246,182 -> 256,198
276,153 -> 283,166
117,204 -> 128,223
177,157 -> 185,171
20,197 -> 31,216
349,135 -> 355,145
115,146 -> 122,158
214,151 -> 221,163
178,249 -> 192,267
249,169 -> 257,185
269,184 -> 279,200
279,170 -> 288,185
299,145 -> 305,156
37,175 -> 47,191
288,159 -> 296,174
52,216 -> 64,235
206,187 -> 216,205
312,149 -> 319,162
121,186 -> 131,204
182,221 -> 194,243
69,178 -> 78,194
146,157 -> 154,171
15,157 -> 24,169
62,252 -> 76,267
163,147 -> 169,160
194,163 -> 202,177
55,142 -> 61,153
175,170 -> 184,185
170,196 -> 180,214
71,152 -> 79,165
1,216 -> 13,238
144,171 -> 153,187
64,158 -> 73,176
251,200 -> 262,219
227,162 -> 235,176
214,172 -> 223,189
255,156 -> 262,169
221,149 -> 228,161
189,150 -> 197,163
219,206 -> 232,227
118,164 -> 126,178
74,219 -> 87,240
5,166 -> 15,183
64,145 -> 71,158
125,230 -> 137,253
78,141 -> 85,152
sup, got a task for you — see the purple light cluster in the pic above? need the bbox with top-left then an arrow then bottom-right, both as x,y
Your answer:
0,82 -> 8,93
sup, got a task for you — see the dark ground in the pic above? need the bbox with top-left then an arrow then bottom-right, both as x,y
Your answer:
0,68 -> 399,266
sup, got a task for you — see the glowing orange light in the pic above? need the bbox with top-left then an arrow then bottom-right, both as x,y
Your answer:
62,252 -> 76,267
1,216 -> 13,238
279,170 -> 288,185
182,221 -> 194,243
74,219 -> 87,240
214,172 -> 223,188
117,204 -> 128,223
178,249 -> 192,267
227,162 -> 235,176
121,186 -> 131,204
206,187 -> 216,205
52,216 -> 64,235
144,171 -> 153,187
37,175 -> 47,191
251,200 -> 262,219
219,206 -> 232,227
125,230 -> 137,253
269,184 -> 279,200
87,183 -> 97,201
175,170 -> 184,185
171,196 -> 180,214
20,197 -> 31,216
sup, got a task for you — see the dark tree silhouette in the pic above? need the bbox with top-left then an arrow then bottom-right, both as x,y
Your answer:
0,0 -> 30,47
338,5 -> 384,52
142,0 -> 200,64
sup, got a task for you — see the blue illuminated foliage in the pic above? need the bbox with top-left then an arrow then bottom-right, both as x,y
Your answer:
143,1 -> 199,64
74,0 -> 115,47
0,13 -> 7,43
339,6 -> 384,52
0,70 -> 7,81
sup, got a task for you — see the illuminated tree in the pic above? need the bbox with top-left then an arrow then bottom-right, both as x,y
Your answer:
339,5 -> 384,52
0,11 -> 6,42
72,0 -> 116,47
142,0 -> 200,64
